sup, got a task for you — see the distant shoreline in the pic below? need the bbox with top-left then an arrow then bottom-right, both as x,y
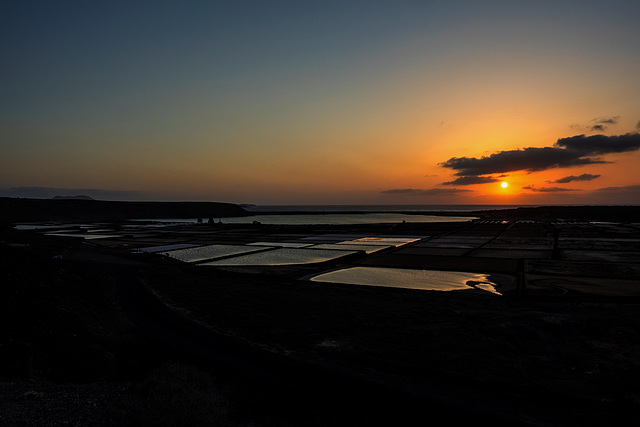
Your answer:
1,197 -> 638,223
249,205 -> 640,223
0,197 -> 250,223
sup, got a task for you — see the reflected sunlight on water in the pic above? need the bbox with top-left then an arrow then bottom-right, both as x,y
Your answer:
220,213 -> 475,225
310,267 -> 507,294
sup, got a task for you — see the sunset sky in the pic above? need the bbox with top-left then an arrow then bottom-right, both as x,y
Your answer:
2,0 -> 640,205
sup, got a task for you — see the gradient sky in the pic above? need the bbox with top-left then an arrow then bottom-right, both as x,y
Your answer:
2,0 -> 640,205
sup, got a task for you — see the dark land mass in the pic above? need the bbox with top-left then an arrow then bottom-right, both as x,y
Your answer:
51,195 -> 95,201
1,207 -> 640,425
468,205 -> 640,223
0,197 -> 249,223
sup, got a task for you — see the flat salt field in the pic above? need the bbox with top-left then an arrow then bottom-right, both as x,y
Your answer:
468,249 -> 552,259
43,232 -> 122,240
297,234 -> 370,242
416,241 -> 478,248
336,236 -> 423,246
291,234 -> 425,246
525,274 -> 640,296
201,248 -> 359,266
310,267 -> 511,294
308,243 -> 391,254
524,259 -> 640,279
414,237 -> 492,248
246,242 -> 312,248
160,244 -> 269,263
423,236 -> 489,242
16,224 -> 84,231
484,243 -> 553,250
561,250 -> 640,263
394,247 -> 470,256
134,243 -> 201,253
558,239 -> 640,251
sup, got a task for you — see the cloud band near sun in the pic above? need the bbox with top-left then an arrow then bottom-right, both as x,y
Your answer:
522,185 -> 578,193
547,173 -> 601,184
439,133 -> 640,180
441,176 -> 500,186
589,116 -> 620,132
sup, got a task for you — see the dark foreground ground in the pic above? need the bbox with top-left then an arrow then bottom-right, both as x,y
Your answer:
1,210 -> 640,426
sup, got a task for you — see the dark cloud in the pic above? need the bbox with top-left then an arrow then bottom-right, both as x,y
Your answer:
593,116 -> 619,125
547,173 -> 601,184
441,176 -> 500,186
594,184 -> 640,193
636,120 -> 640,130
554,133 -> 640,155
589,116 -> 619,132
570,116 -> 620,132
439,146 -> 607,176
381,188 -> 472,196
440,133 -> 640,178
522,185 -> 578,193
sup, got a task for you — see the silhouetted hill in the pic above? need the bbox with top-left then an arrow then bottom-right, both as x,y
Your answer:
0,198 -> 250,223
52,195 -> 95,200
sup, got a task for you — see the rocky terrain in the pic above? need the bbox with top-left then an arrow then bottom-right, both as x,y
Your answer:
1,206 -> 639,425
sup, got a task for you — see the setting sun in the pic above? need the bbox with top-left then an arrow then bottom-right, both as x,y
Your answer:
501,182 -> 508,188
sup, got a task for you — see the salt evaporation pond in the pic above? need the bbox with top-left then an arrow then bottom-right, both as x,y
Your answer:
310,267 -> 512,294
15,224 -> 80,230
308,243 -> 390,254
246,242 -> 312,248
335,237 -> 422,246
201,248 -> 359,266
135,243 -> 201,253
161,244 -> 268,263
297,234 -> 371,242
43,232 -> 122,240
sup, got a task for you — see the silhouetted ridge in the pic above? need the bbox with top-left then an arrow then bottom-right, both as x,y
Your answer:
52,195 -> 95,200
0,198 -> 250,222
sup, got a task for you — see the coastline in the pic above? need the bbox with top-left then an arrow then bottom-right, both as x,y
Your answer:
0,197 -> 250,223
2,202 -> 640,425
3,196 -> 638,224
226,204 -> 640,224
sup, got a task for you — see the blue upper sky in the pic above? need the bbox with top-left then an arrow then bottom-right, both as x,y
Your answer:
2,1 -> 640,204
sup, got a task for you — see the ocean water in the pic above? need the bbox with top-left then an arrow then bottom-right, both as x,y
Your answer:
219,212 -> 476,225
137,204 -> 536,225
135,214 -> 474,225
221,204 -> 533,224
241,204 -> 536,213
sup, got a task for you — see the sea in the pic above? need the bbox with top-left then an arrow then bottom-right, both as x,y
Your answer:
140,204 -> 537,225
241,204 -> 532,213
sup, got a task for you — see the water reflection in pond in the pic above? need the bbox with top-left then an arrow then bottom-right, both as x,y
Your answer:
201,248 -> 360,266
161,244 -> 268,263
310,267 -> 511,294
